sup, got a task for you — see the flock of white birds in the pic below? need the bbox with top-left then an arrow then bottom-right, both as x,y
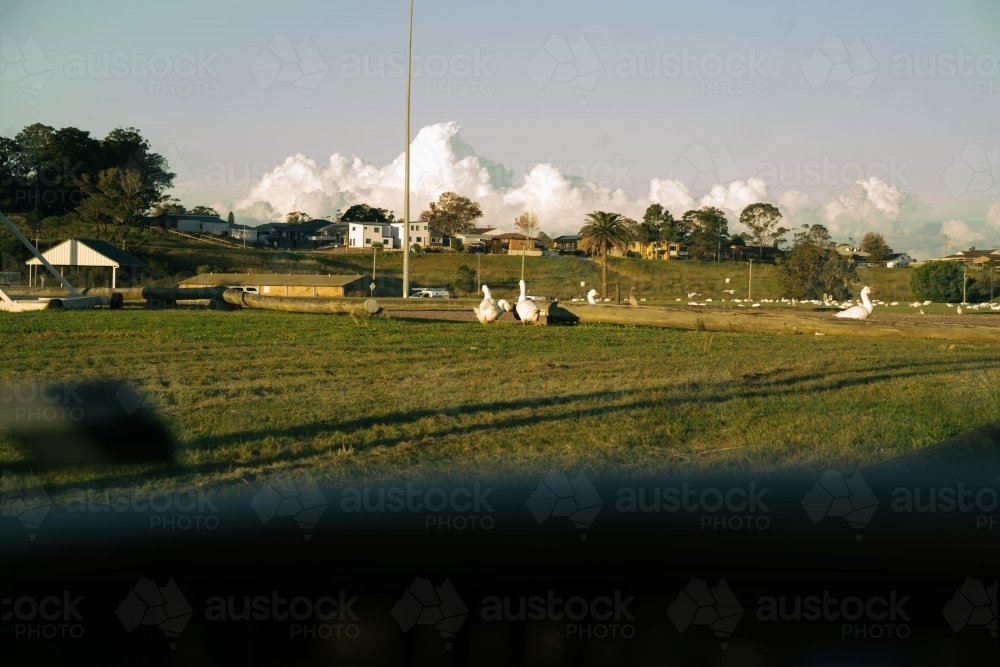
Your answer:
475,282 -> 999,325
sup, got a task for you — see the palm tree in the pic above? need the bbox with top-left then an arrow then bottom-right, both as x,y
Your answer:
579,211 -> 634,297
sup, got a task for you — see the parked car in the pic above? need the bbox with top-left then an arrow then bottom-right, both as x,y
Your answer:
411,287 -> 450,298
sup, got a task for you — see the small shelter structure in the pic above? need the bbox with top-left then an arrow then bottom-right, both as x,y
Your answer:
25,238 -> 146,288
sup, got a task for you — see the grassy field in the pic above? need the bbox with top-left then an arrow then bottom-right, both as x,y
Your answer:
1,309 -> 998,499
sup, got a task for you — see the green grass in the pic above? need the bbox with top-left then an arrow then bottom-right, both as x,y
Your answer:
1,309 -> 998,500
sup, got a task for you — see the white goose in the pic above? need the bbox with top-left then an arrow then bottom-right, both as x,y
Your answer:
836,286 -> 874,320
586,289 -> 600,304
515,279 -> 541,325
472,285 -> 504,324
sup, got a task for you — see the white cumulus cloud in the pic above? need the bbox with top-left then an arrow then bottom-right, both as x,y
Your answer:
987,202 -> 1000,232
820,176 -> 920,238
235,121 -> 784,234
941,219 -> 985,248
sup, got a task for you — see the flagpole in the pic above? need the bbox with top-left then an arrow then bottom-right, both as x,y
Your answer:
402,0 -> 414,298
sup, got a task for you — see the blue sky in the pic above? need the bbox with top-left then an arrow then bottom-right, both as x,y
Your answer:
2,0 -> 998,257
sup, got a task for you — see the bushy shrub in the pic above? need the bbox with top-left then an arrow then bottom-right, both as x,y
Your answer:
910,261 -> 966,302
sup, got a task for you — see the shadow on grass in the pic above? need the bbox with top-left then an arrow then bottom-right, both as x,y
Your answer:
19,355 -> 990,495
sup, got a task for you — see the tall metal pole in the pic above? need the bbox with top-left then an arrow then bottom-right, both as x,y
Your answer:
402,0 -> 414,298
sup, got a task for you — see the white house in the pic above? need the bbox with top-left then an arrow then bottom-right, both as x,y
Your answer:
348,222 -> 397,249
390,221 -> 432,248
175,215 -> 231,235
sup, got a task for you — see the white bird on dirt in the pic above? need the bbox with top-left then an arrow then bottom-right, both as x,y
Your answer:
836,286 -> 874,320
910,302 -> 921,307
687,292 -> 700,298
587,289 -> 600,304
473,285 -> 504,324
991,303 -> 1000,311
515,279 -> 541,325
920,309 -> 925,314
956,305 -> 963,314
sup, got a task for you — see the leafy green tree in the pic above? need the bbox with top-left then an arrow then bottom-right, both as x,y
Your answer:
78,167 -> 168,252
455,264 -> 477,294
419,192 -> 483,235
190,205 -> 219,216
739,203 -> 786,259
682,207 -> 729,260
579,210 -> 635,296
637,204 -> 665,258
777,225 -> 856,299
152,198 -> 186,216
910,261 -> 968,302
860,232 -> 893,262
793,224 -> 833,249
340,204 -> 394,222
284,210 -> 310,223
227,211 -> 235,224
535,230 -> 553,250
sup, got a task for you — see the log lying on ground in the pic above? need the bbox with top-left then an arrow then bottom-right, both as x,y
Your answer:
542,303 -> 1000,344
222,289 -> 381,316
81,286 -> 226,301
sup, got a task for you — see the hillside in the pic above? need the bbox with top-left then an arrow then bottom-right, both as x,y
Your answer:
142,232 -> 921,302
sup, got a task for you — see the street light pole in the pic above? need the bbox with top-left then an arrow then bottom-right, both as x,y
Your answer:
402,0 -> 414,298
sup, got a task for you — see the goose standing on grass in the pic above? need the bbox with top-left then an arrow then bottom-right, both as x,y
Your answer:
473,285 -> 503,324
516,279 -> 541,325
628,286 -> 639,307
836,286 -> 874,320
587,289 -> 600,304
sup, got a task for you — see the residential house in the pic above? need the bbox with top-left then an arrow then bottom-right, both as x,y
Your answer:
937,248 -> 1000,264
390,221 -> 433,248
452,228 -> 492,252
348,221 -> 397,249
552,235 -> 582,255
